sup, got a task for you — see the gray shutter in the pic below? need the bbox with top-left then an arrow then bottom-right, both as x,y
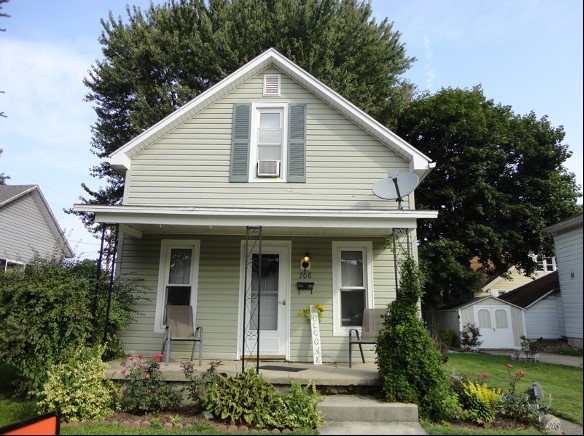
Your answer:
288,103 -> 306,183
229,104 -> 251,182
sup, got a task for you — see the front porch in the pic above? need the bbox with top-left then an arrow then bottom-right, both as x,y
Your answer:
105,358 -> 382,392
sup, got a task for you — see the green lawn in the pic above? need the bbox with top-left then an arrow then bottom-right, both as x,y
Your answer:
1,353 -> 581,435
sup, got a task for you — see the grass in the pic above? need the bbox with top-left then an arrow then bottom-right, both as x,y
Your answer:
1,353 -> 581,435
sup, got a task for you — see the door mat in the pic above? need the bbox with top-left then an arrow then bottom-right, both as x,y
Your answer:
259,365 -> 306,372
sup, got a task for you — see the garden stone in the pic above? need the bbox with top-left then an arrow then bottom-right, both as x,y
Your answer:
540,414 -> 561,433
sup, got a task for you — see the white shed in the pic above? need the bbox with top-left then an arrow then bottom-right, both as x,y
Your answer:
432,296 -> 526,350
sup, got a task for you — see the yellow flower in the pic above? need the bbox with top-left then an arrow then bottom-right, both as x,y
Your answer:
299,304 -> 325,324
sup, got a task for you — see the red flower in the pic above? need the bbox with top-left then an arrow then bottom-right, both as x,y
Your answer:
129,356 -> 134,361
121,370 -> 127,376
506,363 -> 513,368
483,374 -> 488,378
145,373 -> 150,379
138,355 -> 143,360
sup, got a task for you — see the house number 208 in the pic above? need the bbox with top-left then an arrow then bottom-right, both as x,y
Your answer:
298,272 -> 312,279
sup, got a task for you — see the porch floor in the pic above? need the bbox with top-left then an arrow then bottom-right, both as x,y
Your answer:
105,358 -> 382,390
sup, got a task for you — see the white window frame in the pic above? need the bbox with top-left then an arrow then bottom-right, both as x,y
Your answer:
536,256 -> 557,272
332,241 -> 374,336
154,240 -> 200,333
0,258 -> 26,272
249,102 -> 288,182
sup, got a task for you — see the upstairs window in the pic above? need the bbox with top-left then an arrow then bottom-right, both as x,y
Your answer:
253,105 -> 285,180
536,256 -> 556,272
230,103 -> 306,183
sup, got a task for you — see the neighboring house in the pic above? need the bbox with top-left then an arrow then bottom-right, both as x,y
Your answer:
543,213 -> 583,349
74,48 -> 437,364
430,296 -> 526,350
0,184 -> 73,270
498,271 -> 564,340
475,255 -> 557,298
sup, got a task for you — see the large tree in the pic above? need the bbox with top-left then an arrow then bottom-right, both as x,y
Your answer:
73,0 -> 415,232
396,85 -> 582,307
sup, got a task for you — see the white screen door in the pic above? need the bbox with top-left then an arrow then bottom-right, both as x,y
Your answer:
240,244 -> 289,358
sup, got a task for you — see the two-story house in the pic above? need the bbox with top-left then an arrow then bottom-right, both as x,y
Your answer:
74,49 -> 437,364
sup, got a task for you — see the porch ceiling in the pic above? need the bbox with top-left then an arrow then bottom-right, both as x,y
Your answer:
73,205 -> 438,238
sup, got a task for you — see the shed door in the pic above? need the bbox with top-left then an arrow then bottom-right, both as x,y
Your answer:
474,306 -> 514,349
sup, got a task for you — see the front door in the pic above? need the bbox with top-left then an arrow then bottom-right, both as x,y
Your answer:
474,306 -> 514,349
239,243 -> 290,359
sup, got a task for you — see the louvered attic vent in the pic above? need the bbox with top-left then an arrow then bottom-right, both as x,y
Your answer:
263,74 -> 280,96
257,160 -> 281,177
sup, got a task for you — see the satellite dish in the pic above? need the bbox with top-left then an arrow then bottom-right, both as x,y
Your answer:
372,172 -> 419,209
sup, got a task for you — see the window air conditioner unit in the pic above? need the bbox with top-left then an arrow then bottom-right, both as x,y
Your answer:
257,160 -> 281,177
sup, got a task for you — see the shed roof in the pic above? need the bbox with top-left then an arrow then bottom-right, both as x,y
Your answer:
498,271 -> 560,309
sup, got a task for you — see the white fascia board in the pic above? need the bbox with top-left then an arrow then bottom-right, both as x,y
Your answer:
107,50 -> 277,171
108,48 -> 435,176
73,205 -> 437,229
543,213 -> 583,235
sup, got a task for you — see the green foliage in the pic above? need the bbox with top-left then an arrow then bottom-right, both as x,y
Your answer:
73,0 -> 416,231
375,256 -> 451,421
0,256 -> 140,397
498,393 -> 542,424
182,360 -> 226,408
276,380 -> 324,430
202,369 -> 323,430
460,322 -> 482,351
120,353 -> 181,414
460,381 -> 502,427
439,328 -> 458,348
36,343 -> 121,423
202,369 -> 277,427
397,85 -> 582,307
0,148 -> 9,184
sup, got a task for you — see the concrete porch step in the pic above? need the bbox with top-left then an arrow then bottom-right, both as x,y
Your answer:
317,395 -> 419,423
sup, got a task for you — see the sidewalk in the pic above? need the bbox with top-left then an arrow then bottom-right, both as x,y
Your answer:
479,349 -> 583,368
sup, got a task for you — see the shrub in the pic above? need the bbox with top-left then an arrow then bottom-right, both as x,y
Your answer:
498,393 -> 541,424
439,327 -> 458,348
202,369 -> 278,428
460,322 -> 482,351
277,380 -> 324,429
120,353 -> 182,414
460,380 -> 502,427
0,257 -> 141,397
35,343 -> 121,422
202,369 -> 323,430
182,360 -> 225,409
375,256 -> 450,422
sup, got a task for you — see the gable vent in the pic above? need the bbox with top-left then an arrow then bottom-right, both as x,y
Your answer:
257,160 -> 281,177
263,74 -> 280,96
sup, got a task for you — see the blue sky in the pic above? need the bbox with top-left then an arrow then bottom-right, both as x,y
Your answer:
1,0 -> 582,260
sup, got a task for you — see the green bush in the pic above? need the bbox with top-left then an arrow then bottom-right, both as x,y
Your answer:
182,360 -> 226,410
375,256 -> 450,422
277,380 -> 324,430
460,380 -> 502,427
202,369 -> 277,428
202,369 -> 323,430
120,353 -> 182,414
0,257 -> 141,397
35,343 -> 121,422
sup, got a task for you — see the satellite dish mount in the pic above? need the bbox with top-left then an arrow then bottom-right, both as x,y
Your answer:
372,171 -> 420,210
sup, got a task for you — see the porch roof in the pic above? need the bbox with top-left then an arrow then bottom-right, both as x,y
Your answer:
73,204 -> 437,238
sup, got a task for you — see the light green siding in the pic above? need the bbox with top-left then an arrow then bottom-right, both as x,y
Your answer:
123,66 -> 410,210
117,232 -> 395,363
